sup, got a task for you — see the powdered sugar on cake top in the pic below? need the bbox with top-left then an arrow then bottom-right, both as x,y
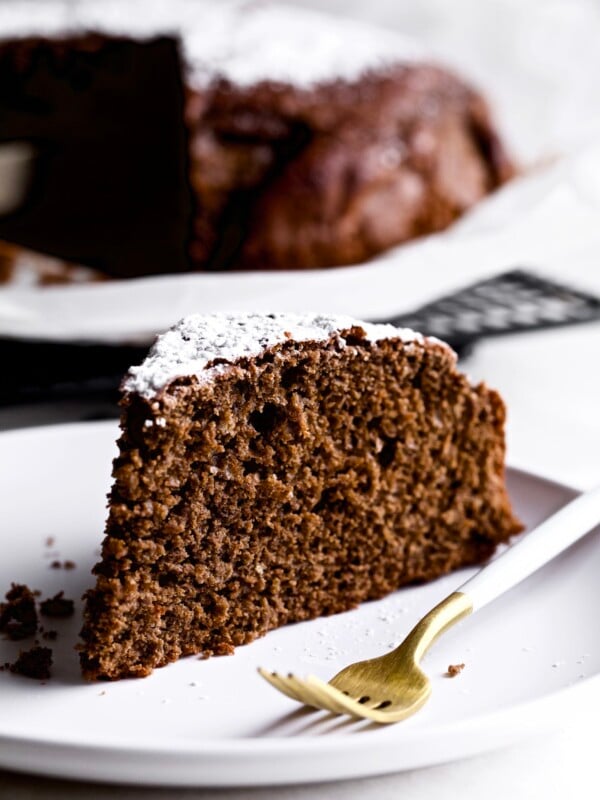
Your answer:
0,1 -> 424,89
124,312 -> 423,400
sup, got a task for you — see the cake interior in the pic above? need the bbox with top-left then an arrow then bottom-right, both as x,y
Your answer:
81,330 -> 521,680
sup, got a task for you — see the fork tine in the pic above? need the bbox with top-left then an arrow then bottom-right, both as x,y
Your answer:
257,668 -> 305,703
259,669 -> 397,722
308,677 -> 388,720
304,676 -> 356,716
286,673 -> 337,713
258,668 -> 336,712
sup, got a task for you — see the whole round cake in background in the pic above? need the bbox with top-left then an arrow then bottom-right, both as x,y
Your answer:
0,1 -> 513,283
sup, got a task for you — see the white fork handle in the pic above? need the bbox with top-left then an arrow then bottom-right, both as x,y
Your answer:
458,484 -> 600,611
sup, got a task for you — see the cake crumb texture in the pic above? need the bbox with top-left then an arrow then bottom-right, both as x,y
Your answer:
0,584 -> 38,641
9,646 -> 53,680
40,591 -> 75,619
446,662 -> 466,677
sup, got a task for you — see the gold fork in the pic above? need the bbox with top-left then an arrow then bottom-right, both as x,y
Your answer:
258,484 -> 600,724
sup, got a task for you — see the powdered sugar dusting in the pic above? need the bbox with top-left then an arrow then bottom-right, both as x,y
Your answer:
0,1 -> 424,89
0,0 -> 73,37
184,4 -> 425,88
124,312 -> 422,399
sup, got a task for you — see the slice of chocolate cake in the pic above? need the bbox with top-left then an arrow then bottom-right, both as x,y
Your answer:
80,313 -> 521,681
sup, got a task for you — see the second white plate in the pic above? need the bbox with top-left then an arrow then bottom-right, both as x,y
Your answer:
0,421 -> 598,786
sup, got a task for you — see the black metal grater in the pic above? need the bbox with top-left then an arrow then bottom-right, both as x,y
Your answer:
1,269 -> 599,406
378,269 -> 600,356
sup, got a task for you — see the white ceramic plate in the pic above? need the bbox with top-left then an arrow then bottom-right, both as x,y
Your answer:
0,421 -> 598,787
3,145 -> 600,347
0,237 -> 503,344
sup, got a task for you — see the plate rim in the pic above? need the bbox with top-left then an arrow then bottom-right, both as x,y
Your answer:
0,676 -> 596,787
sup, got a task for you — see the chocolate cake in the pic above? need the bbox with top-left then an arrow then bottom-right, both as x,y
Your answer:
9,646 -> 53,680
0,2 -> 513,278
80,312 -> 521,681
40,591 -> 75,619
0,583 -> 38,640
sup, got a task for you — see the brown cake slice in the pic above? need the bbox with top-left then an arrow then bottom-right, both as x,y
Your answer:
80,313 -> 521,680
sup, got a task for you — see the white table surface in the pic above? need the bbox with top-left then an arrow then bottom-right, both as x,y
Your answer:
1,1 -> 599,796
